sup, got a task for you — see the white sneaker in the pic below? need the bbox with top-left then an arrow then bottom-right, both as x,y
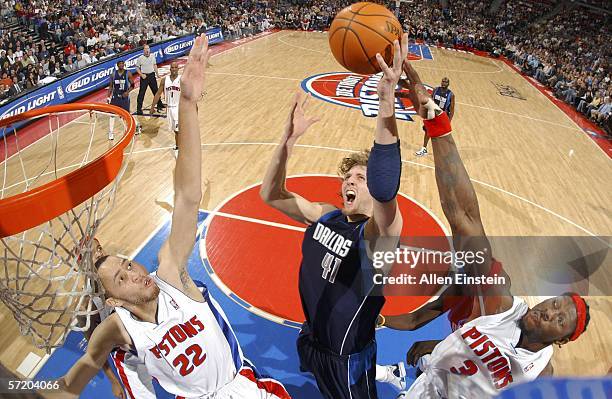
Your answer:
382,362 -> 407,391
173,148 -> 178,158
135,125 -> 142,135
415,147 -> 428,157
108,131 -> 114,140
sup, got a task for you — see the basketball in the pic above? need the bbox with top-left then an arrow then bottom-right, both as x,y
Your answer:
0,0 -> 610,395
328,2 -> 403,75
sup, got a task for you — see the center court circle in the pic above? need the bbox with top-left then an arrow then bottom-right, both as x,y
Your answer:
200,175 -> 451,326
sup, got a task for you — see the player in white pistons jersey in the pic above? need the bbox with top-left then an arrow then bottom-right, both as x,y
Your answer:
45,36 -> 290,399
406,297 -> 553,397
373,58 -> 591,398
85,239 -> 157,399
152,61 -> 181,154
113,274 -> 241,396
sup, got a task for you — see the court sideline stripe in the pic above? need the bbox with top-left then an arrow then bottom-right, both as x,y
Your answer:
498,60 -> 612,160
205,210 -> 306,232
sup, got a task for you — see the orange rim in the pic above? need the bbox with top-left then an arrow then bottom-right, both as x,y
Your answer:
0,103 -> 135,238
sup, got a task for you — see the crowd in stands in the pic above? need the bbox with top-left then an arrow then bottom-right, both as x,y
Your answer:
0,0 -> 609,133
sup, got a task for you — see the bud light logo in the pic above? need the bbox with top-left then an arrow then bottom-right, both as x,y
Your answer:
164,40 -> 194,56
124,52 -> 143,70
301,72 -> 433,122
0,90 -> 58,120
207,31 -> 223,41
66,66 -> 115,94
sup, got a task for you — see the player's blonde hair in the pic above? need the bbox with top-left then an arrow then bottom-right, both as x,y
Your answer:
338,150 -> 370,177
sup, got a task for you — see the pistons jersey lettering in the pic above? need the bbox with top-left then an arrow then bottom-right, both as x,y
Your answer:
165,76 -> 181,107
148,315 -> 208,377
453,326 -> 514,389
149,315 -> 205,358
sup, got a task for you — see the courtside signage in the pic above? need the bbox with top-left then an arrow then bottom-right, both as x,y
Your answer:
164,27 -> 223,56
302,72 -> 432,122
0,28 -> 224,133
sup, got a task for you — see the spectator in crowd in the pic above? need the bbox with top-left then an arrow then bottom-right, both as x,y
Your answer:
0,71 -> 11,87
25,71 -> 38,89
63,56 -> 77,73
7,75 -> 23,96
591,96 -> 611,123
75,53 -> 87,69
0,0 -> 609,136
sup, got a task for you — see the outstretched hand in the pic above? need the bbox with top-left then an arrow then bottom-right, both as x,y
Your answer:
283,91 -> 320,145
181,34 -> 211,103
402,59 -> 431,119
376,33 -> 410,99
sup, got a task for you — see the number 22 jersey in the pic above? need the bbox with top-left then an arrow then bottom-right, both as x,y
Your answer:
115,275 -> 243,397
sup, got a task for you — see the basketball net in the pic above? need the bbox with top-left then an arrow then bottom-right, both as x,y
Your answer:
0,105 -> 135,351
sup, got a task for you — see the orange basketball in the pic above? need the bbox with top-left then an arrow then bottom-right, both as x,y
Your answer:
328,2 -> 403,75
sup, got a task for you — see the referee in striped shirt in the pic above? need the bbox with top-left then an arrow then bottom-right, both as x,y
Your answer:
136,44 -> 164,114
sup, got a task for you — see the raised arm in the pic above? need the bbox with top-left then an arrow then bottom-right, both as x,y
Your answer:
156,34 -> 209,301
363,33 -> 410,242
260,92 -> 334,224
402,60 -> 511,308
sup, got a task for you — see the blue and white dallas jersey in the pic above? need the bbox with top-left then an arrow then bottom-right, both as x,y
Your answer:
432,87 -> 453,115
115,275 -> 244,397
299,209 -> 384,355
112,70 -> 131,99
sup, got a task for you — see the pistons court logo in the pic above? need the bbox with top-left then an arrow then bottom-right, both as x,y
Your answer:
302,72 -> 433,122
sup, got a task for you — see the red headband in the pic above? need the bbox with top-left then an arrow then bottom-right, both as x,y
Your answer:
569,294 -> 587,342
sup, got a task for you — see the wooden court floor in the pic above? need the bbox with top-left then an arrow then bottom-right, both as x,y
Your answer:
1,31 -> 611,379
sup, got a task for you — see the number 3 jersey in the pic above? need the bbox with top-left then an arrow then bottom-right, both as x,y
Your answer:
299,209 -> 384,355
412,297 -> 553,397
115,275 -> 243,397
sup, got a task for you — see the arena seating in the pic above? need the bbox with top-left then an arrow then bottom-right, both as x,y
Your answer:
0,0 -> 609,132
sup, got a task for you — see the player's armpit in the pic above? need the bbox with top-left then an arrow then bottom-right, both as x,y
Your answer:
365,199 -> 402,238
157,241 -> 203,302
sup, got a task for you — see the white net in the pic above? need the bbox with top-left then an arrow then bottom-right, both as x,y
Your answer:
0,106 -> 134,351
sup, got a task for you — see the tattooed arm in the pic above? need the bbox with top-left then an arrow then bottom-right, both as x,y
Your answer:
157,35 -> 210,301
403,59 -> 512,311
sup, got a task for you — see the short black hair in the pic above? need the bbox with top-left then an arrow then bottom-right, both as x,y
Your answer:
94,254 -> 110,271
